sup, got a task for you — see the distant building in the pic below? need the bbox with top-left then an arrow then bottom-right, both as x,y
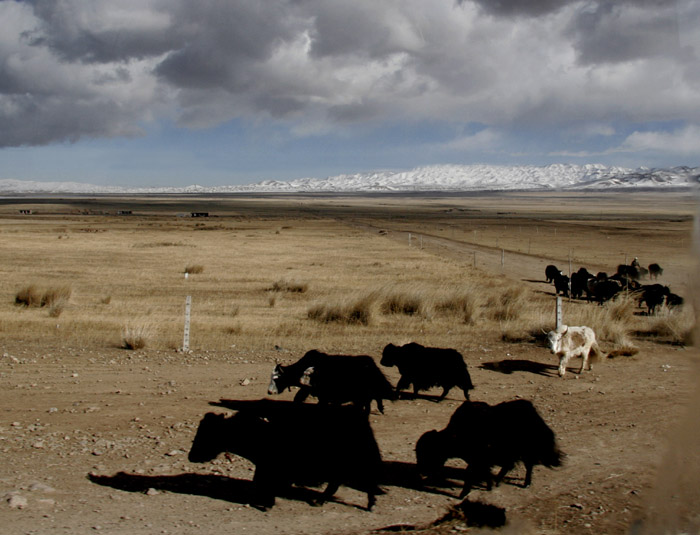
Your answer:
191,212 -> 209,217
18,209 -> 32,215
116,210 -> 132,215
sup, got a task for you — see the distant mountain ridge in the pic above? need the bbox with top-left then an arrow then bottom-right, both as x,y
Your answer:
1,164 -> 698,194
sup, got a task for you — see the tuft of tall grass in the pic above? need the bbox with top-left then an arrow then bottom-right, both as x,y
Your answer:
486,286 -> 527,322
435,291 -> 480,324
15,285 -> 42,307
307,295 -> 375,325
121,323 -> 152,350
642,305 -> 695,344
41,286 -> 72,307
270,280 -> 308,293
184,264 -> 204,274
381,291 -> 424,316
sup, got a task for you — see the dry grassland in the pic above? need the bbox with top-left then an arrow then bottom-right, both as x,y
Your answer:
0,192 -> 695,354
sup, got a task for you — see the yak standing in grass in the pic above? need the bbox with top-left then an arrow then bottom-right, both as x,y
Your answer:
268,350 -> 394,414
381,342 -> 473,401
415,399 -> 562,497
188,404 -> 383,510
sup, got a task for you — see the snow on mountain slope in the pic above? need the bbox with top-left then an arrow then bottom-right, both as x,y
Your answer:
0,164 -> 698,194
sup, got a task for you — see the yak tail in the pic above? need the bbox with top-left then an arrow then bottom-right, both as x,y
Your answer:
543,445 -> 565,468
589,341 -> 602,362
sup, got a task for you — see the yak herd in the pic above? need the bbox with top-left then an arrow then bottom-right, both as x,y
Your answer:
186,258 -> 682,511
545,258 -> 683,314
188,342 -> 564,511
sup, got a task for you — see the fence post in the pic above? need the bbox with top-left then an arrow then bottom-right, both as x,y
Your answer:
183,295 -> 191,352
408,233 -> 412,247
555,296 -> 563,330
501,248 -> 505,269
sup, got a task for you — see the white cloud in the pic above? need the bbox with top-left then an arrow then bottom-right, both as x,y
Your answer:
617,125 -> 700,156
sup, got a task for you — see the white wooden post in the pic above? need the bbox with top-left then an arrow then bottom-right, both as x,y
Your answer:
408,233 -> 412,247
501,248 -> 505,268
183,295 -> 191,352
555,296 -> 563,330
420,235 -> 423,249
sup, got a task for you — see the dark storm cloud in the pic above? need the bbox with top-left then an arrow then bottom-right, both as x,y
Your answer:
465,0 -> 570,18
0,0 -> 698,151
567,1 -> 683,65
23,0 -> 178,63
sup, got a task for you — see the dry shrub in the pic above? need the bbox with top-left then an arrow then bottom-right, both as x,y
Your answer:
15,285 -> 41,307
121,323 -> 152,350
100,295 -> 112,305
41,286 -> 72,307
184,264 -> 204,274
307,295 -> 374,325
270,280 -> 308,293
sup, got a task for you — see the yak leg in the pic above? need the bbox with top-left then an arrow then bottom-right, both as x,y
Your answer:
558,353 -> 570,377
395,376 -> 411,394
437,385 -> 451,401
523,463 -> 534,487
293,386 -> 311,402
493,462 -> 514,487
316,480 -> 340,506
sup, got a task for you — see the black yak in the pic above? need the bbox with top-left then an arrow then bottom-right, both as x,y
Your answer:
553,273 -> 570,297
268,350 -> 394,414
648,263 -> 663,280
415,399 -> 562,497
380,342 -> 473,401
188,404 -> 383,510
570,268 -> 593,300
545,264 -> 560,283
638,284 -> 670,315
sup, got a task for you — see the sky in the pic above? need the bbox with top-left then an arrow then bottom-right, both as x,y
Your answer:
1,0 -> 699,187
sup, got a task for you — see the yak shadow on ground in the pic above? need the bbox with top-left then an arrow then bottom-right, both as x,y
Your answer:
87,471 -> 341,509
480,359 -> 559,377
87,462 -> 470,509
89,398 -> 473,510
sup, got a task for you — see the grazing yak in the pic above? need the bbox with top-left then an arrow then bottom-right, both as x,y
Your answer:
546,325 -> 601,377
570,268 -> 594,300
415,399 -> 562,497
586,278 -> 621,304
188,405 -> 383,510
381,342 -> 473,401
638,284 -> 670,315
553,273 -> 570,297
545,264 -> 561,283
648,263 -> 663,280
268,350 -> 394,414
297,359 -> 395,414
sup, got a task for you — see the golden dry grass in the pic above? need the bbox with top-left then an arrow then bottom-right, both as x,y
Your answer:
0,193 -> 694,355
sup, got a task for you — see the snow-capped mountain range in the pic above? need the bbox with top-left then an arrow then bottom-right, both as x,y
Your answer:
1,164 -> 698,194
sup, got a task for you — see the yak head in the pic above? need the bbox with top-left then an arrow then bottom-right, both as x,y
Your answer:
380,343 -> 399,367
299,366 -> 315,387
189,412 -> 227,463
415,430 -> 449,478
268,363 -> 290,395
546,325 -> 568,354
